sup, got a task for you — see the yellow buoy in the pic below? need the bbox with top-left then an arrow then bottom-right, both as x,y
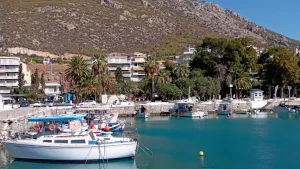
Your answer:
199,151 -> 204,156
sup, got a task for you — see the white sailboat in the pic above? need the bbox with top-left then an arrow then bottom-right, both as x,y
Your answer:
2,131 -> 137,161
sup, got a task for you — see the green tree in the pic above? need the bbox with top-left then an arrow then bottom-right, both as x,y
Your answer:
65,56 -> 89,86
156,69 -> 172,85
145,56 -> 160,102
157,83 -> 182,100
18,63 -> 25,92
261,46 -> 300,97
115,67 -> 124,83
92,54 -> 111,95
31,68 -> 40,91
174,78 -> 193,98
112,80 -> 139,97
40,72 -> 45,93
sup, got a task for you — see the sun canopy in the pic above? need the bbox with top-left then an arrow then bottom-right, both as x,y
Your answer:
28,114 -> 85,122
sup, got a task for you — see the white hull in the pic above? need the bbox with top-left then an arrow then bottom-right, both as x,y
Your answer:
135,113 -> 149,118
3,141 -> 137,161
172,111 -> 205,117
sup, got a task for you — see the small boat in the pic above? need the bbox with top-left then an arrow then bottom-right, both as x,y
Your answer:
169,100 -> 206,118
135,104 -> 150,118
2,131 -> 137,161
216,101 -> 232,115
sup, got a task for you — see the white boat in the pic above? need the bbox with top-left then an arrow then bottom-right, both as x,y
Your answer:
2,131 -> 137,161
169,101 -> 206,118
135,104 -> 150,118
216,102 -> 232,115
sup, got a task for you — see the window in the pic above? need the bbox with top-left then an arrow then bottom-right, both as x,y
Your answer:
254,93 -> 257,97
71,140 -> 86,144
43,140 -> 52,143
54,140 -> 68,143
259,93 -> 262,96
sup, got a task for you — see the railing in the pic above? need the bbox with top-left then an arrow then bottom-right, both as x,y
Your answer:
132,72 -> 145,75
0,76 -> 18,79
122,74 -> 131,77
0,82 -> 18,86
0,68 -> 18,72
108,67 -> 131,70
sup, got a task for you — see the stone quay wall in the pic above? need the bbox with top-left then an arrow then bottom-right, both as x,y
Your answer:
110,102 -> 252,115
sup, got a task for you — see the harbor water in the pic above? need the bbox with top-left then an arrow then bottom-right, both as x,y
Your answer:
1,112 -> 300,169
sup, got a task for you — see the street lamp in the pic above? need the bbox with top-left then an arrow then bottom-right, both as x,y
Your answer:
229,84 -> 233,98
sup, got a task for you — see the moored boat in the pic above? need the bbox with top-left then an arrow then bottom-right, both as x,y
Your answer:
2,131 -> 137,161
135,104 -> 150,118
169,100 -> 206,118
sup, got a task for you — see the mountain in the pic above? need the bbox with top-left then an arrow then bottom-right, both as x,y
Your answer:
0,0 -> 299,56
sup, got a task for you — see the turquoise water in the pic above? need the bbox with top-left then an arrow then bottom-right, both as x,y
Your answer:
1,113 -> 300,169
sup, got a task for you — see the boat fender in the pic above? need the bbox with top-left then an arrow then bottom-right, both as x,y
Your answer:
49,123 -> 56,131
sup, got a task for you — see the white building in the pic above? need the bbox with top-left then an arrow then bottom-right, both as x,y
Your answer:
296,47 -> 299,56
180,47 -> 196,66
107,53 -> 132,81
44,82 -> 61,100
0,56 -> 32,94
107,52 -> 165,82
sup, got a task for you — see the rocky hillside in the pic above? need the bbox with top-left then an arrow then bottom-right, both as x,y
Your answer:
0,0 -> 299,55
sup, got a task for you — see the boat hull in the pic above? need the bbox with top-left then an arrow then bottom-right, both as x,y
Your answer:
172,111 -> 205,117
2,141 -> 137,161
216,110 -> 232,115
135,113 -> 149,118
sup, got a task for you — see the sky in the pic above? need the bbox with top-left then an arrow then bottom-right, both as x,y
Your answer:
206,0 -> 300,40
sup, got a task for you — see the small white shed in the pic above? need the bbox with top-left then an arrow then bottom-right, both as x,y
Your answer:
250,89 -> 264,101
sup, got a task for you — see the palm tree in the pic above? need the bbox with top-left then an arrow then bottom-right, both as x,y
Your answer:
65,56 -> 89,102
157,69 -> 172,84
65,56 -> 89,85
172,64 -> 190,79
92,54 -> 109,94
233,77 -> 252,99
144,56 -> 160,102
74,74 -> 99,101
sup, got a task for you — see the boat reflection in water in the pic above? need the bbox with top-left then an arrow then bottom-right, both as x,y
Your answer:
8,159 -> 138,169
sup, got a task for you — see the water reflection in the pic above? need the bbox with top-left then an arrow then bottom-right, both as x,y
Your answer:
7,159 -> 138,169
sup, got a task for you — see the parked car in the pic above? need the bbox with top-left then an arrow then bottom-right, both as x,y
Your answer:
33,101 -> 42,107
46,100 -> 54,107
77,100 -> 97,107
20,101 -> 29,107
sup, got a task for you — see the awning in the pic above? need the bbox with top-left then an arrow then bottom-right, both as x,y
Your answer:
28,114 -> 86,122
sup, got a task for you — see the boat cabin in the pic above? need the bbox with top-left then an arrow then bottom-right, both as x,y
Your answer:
172,102 -> 195,112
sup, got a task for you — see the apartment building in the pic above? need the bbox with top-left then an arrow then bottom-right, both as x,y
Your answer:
131,52 -> 147,82
107,52 -> 132,80
0,56 -> 31,94
107,52 -> 165,82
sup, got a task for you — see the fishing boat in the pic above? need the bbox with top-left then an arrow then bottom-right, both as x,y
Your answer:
216,101 -> 233,115
135,104 -> 150,118
169,100 -> 206,118
2,131 -> 138,161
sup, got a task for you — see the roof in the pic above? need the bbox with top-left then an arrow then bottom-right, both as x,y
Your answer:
250,89 -> 264,92
28,114 -> 85,122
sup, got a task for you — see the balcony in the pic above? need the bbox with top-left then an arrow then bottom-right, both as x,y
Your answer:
122,74 -> 131,78
0,89 -> 11,93
0,68 -> 19,72
0,82 -> 18,87
0,76 -> 18,79
0,61 -> 20,66
132,72 -> 145,76
109,67 -> 131,71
